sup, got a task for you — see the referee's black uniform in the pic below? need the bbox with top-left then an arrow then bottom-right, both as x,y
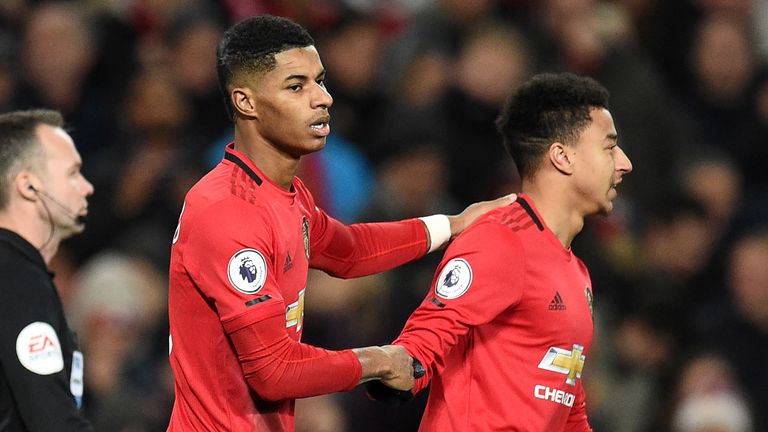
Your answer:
0,228 -> 93,431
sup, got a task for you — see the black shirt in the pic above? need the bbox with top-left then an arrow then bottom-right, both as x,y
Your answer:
0,228 -> 93,431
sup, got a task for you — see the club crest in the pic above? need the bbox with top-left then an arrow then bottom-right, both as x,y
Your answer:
302,216 -> 310,260
435,258 -> 473,299
227,249 -> 268,294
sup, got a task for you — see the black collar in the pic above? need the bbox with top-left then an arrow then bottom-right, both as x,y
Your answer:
0,227 -> 47,270
224,149 -> 263,186
516,197 -> 545,231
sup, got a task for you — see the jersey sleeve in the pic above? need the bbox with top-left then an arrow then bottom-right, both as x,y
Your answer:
0,265 -> 93,431
183,199 -> 286,330
394,221 -> 526,393
229,314 -> 361,401
306,203 -> 429,279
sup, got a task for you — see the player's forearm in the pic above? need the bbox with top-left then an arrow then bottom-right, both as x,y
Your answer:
312,219 -> 428,278
231,316 -> 362,401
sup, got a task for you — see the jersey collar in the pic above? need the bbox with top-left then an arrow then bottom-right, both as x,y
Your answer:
223,143 -> 263,186
516,193 -> 574,258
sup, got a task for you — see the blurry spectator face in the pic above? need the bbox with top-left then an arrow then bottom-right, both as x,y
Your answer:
321,20 -> 382,93
170,21 -> 221,95
381,146 -> 447,213
614,316 -> 673,370
644,213 -> 712,277
695,0 -> 752,16
23,3 -> 92,90
545,0 -> 595,25
692,14 -> 754,101
399,53 -> 450,106
455,24 -> 529,106
683,160 -> 742,225
729,233 -> 768,329
126,68 -> 189,132
441,0 -> 495,22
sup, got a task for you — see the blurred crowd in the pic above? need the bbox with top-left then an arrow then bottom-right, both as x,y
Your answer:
2,0 -> 768,431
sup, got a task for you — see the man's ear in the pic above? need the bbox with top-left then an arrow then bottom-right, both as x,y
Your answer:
15,172 -> 39,201
231,87 -> 258,119
548,142 -> 574,175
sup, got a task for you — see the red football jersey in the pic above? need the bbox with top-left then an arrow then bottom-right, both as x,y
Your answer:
167,144 -> 428,431
395,195 -> 594,431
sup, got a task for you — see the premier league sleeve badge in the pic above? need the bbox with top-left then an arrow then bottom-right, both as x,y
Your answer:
227,249 -> 268,294
435,258 -> 473,300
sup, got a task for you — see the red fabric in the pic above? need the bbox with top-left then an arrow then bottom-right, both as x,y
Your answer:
167,144 -> 428,431
395,195 -> 594,431
230,314 -> 360,402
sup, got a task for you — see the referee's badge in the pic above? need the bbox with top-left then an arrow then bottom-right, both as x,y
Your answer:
15,321 -> 64,375
435,258 -> 473,300
228,249 -> 268,294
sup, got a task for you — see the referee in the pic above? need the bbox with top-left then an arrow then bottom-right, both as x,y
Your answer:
0,110 -> 94,431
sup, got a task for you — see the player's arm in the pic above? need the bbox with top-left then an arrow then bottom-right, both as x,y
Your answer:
227,314 -> 414,401
392,222 -> 526,394
184,203 -> 414,402
308,194 -> 516,278
565,383 -> 593,432
0,269 -> 93,431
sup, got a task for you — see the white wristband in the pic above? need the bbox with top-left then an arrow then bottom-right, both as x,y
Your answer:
419,214 -> 451,253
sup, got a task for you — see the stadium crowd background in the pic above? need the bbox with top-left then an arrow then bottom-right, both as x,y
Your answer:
2,0 -> 768,431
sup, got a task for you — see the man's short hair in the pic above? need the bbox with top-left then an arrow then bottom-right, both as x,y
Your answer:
496,72 -> 610,179
216,15 -> 314,120
0,109 -> 63,209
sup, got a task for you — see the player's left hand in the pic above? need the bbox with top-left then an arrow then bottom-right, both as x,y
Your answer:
448,193 -> 517,238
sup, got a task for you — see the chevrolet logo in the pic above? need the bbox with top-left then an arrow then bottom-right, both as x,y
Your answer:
538,344 -> 585,386
286,289 -> 305,331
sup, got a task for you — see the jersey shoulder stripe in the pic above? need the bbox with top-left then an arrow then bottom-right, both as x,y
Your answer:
491,198 -> 545,233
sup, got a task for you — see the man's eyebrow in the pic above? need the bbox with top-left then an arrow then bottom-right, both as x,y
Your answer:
284,74 -> 308,82
284,70 -> 326,82
606,133 -> 618,142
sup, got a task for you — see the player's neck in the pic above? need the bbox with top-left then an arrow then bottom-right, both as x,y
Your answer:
521,181 -> 584,249
234,128 -> 299,191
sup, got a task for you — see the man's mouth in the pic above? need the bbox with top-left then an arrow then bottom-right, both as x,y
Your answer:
310,116 -> 331,136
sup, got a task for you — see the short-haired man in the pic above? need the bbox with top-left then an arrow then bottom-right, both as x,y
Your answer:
166,15 -> 513,431
0,109 -> 94,430
381,73 -> 633,431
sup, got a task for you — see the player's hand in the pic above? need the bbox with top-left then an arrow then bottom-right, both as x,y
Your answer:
379,345 -> 415,391
448,193 -> 517,238
366,358 -> 426,406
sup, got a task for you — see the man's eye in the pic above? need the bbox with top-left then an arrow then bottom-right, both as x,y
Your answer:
289,84 -> 302,91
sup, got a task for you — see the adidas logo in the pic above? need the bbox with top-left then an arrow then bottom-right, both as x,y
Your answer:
548,291 -> 567,311
283,252 -> 293,272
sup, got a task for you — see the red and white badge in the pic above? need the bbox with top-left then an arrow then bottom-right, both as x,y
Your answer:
15,322 -> 64,375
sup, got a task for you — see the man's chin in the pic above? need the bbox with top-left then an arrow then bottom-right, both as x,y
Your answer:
62,224 -> 86,239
